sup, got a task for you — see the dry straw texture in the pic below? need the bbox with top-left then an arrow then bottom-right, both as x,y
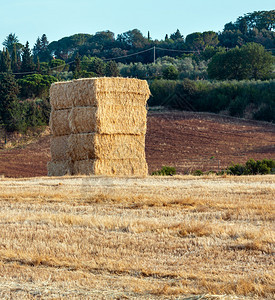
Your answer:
49,77 -> 150,177
74,158 -> 148,176
49,109 -> 71,136
50,135 -> 70,162
69,105 -> 147,135
50,81 -> 74,110
69,133 -> 145,161
71,77 -> 150,107
1,175 -> 274,299
47,160 -> 73,176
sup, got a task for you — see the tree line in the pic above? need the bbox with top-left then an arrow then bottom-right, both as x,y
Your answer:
0,10 -> 274,133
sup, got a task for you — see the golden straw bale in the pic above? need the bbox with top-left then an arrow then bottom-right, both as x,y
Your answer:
50,135 -> 70,162
50,81 -> 73,110
70,79 -> 97,107
49,109 -> 71,136
73,158 -> 148,176
68,106 -> 97,134
71,77 -> 150,107
68,133 -> 145,161
47,161 -> 73,176
95,77 -> 150,95
69,105 -> 147,134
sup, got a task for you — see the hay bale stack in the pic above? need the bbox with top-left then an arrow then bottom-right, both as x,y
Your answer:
69,133 -> 146,161
69,105 -> 147,135
48,77 -> 150,177
49,109 -> 71,136
47,161 -> 73,177
48,81 -> 73,176
74,159 -> 148,176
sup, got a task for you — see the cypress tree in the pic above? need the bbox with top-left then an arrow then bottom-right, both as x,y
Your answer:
11,44 -> 18,72
21,41 -> 34,73
40,34 -> 51,62
33,37 -> 42,61
36,56 -> 41,73
0,72 -> 19,129
0,48 -> 11,72
73,52 -> 81,78
105,60 -> 119,77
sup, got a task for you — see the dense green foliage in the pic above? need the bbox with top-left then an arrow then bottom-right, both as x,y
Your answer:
17,74 -> 57,98
149,79 -> 275,122
0,72 -> 20,129
8,98 -> 51,132
192,159 -> 275,176
0,10 -> 274,132
152,166 -> 176,176
227,159 -> 275,175
208,43 -> 274,80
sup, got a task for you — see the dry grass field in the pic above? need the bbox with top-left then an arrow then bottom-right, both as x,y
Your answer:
0,175 -> 274,299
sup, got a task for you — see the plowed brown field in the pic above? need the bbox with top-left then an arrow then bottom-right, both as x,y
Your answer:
0,111 -> 274,177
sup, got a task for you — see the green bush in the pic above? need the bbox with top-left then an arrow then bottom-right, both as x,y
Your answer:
227,159 -> 275,175
148,79 -> 275,122
152,166 -> 176,176
7,98 -> 50,133
193,169 -> 204,176
18,74 -> 57,99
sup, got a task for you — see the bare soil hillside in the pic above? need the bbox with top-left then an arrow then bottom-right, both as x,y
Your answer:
0,111 -> 274,177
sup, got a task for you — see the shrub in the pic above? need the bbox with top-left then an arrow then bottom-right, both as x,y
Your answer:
227,159 -> 275,175
152,166 -> 176,176
18,74 -> 57,99
193,169 -> 204,176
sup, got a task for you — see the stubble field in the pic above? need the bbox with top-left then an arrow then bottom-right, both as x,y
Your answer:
0,175 -> 274,299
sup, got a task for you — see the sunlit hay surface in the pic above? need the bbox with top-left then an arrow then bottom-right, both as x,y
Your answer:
0,175 -> 274,299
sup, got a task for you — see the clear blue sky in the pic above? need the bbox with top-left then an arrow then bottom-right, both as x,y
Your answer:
1,0 -> 274,48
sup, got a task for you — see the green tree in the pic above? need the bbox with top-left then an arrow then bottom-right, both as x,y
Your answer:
33,37 -> 42,60
88,57 -> 105,76
162,65 -> 179,80
241,42 -> 274,79
0,48 -> 11,72
36,56 -> 41,73
21,41 -> 35,73
40,34 -> 51,61
0,72 -> 20,129
207,43 -> 273,80
170,29 -> 183,41
237,10 -> 275,31
2,33 -> 22,54
117,29 -> 148,49
73,52 -> 81,77
105,60 -> 119,77
49,58 -> 66,72
186,31 -> 218,51
17,74 -> 57,99
11,44 -> 19,72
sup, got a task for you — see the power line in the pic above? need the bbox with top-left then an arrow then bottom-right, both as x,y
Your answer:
102,47 -> 154,61
2,45 -> 275,76
155,47 -> 199,53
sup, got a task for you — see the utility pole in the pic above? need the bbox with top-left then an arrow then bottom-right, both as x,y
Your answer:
153,46 -> 156,64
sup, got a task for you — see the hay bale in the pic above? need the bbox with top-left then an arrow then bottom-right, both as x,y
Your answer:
49,109 -> 71,136
50,81 -> 74,110
47,161 -> 73,176
68,106 -> 97,134
73,159 -> 148,176
48,77 -> 150,177
50,135 -> 70,161
69,133 -> 145,161
71,77 -> 150,107
69,105 -> 147,134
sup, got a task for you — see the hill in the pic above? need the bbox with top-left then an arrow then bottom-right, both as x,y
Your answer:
0,111 -> 274,177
